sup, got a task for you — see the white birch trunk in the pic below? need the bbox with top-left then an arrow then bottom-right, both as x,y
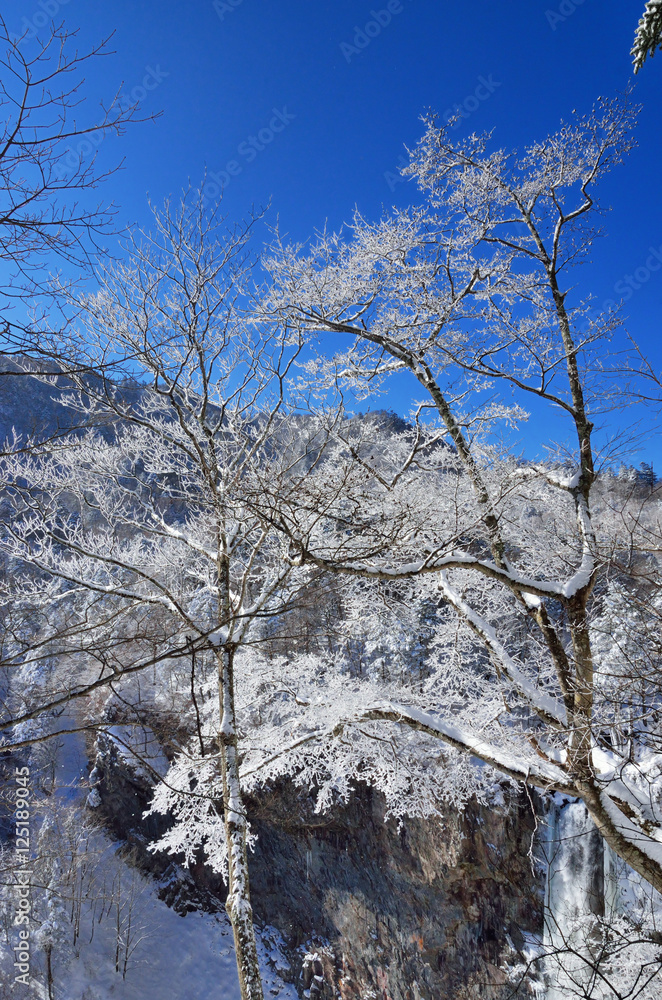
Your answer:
217,642 -> 264,1000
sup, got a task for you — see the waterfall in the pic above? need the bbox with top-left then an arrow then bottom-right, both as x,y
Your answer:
542,797 -> 607,1000
540,795 -> 662,1000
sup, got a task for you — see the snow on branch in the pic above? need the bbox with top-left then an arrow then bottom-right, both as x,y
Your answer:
633,1 -> 662,72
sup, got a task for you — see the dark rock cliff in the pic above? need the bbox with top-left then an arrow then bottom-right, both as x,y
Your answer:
90,733 -> 542,999
248,781 -> 540,1000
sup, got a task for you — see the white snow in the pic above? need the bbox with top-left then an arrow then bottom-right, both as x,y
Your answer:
369,701 -> 569,786
108,724 -> 170,779
0,721 -> 298,1000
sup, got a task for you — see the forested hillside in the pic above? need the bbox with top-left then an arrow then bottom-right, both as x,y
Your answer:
1,342 -> 661,999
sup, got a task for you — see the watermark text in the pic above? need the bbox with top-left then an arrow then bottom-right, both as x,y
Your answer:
12,766 -> 32,986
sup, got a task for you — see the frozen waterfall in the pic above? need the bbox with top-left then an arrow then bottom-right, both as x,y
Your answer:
542,797 -> 620,1000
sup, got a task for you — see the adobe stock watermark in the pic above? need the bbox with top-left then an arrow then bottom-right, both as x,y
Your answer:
13,766 -> 32,987
54,64 -> 169,180
12,0 -> 72,44
384,153 -> 409,194
602,243 -> 662,310
385,71 -> 502,189
340,1 -> 409,64
574,242 -> 662,338
545,0 -> 590,31
213,0 -> 246,21
441,74 -> 501,130
201,107 -> 296,206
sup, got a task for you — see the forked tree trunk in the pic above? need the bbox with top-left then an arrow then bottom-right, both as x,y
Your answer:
217,642 -> 264,1000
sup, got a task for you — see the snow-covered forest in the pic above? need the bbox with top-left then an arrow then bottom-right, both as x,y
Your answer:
1,7 -> 662,1000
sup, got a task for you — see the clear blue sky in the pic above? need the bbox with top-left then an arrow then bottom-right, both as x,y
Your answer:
6,0 -> 662,466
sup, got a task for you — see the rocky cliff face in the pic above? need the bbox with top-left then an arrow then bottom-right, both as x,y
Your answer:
91,733 -> 542,999
248,782 -> 541,1000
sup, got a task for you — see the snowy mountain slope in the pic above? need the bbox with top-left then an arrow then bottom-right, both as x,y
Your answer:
0,719 -> 297,1000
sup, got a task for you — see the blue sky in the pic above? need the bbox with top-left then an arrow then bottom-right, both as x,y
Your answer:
6,0 -> 662,465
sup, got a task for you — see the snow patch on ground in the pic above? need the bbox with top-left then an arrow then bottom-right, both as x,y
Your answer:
107,724 -> 170,780
1,827 -> 299,1000
0,721 -> 298,999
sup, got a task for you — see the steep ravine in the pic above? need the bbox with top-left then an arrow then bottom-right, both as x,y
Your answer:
90,733 -> 543,999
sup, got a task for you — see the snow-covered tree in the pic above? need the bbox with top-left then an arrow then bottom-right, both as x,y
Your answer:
0,13 -> 147,345
632,1 -> 662,72
0,194 -> 337,1000
35,872 -> 69,1000
3,96 -> 662,1000
259,95 -> 662,904
32,810 -> 74,1000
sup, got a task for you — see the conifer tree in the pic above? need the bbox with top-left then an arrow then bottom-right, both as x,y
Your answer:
632,0 -> 662,71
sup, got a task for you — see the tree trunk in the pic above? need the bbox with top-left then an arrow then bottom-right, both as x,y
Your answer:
217,642 -> 264,1000
46,945 -> 54,1000
578,778 -> 662,898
